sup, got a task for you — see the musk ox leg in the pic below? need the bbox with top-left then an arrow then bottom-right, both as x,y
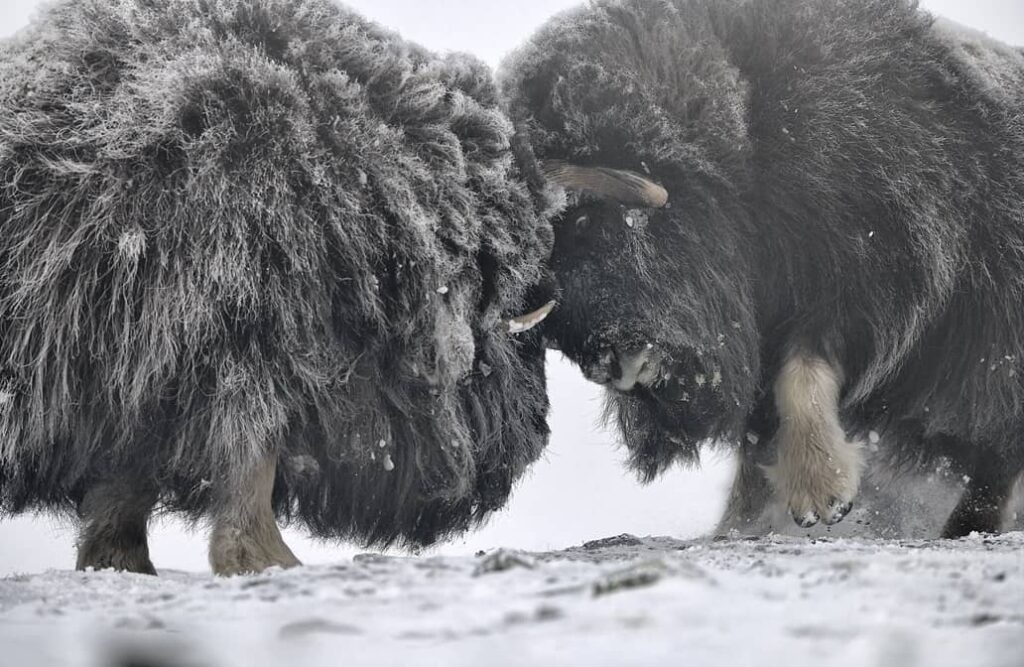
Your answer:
716,442 -> 774,535
941,459 -> 1022,538
76,478 -> 158,575
767,349 -> 864,528
208,453 -> 301,576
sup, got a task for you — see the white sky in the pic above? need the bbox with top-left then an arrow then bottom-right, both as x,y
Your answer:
0,1 -> 1021,574
2,0 -> 1021,63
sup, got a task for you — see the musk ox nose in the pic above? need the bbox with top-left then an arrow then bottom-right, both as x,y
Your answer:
583,345 -> 662,391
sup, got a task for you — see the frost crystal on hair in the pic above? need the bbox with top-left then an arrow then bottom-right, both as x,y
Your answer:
118,228 -> 147,261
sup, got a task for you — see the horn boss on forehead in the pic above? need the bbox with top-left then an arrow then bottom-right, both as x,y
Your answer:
542,161 -> 669,208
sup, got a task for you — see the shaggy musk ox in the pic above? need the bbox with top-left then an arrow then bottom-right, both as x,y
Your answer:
503,0 -> 1024,535
0,0 -> 556,575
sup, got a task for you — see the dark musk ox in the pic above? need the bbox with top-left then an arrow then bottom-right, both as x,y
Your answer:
503,0 -> 1024,536
0,0 -> 556,575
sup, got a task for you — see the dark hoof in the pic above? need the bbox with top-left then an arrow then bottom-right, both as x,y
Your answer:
824,500 -> 853,526
76,544 -> 158,576
793,510 -> 820,528
941,499 -> 1005,539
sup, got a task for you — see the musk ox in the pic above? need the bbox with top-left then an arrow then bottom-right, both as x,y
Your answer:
0,0 -> 556,575
503,0 -> 1024,536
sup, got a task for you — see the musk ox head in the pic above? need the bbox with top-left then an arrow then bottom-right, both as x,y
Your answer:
502,0 -> 762,478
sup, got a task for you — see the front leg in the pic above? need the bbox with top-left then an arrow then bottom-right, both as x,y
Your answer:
209,451 -> 301,576
766,347 -> 864,527
715,438 -> 774,535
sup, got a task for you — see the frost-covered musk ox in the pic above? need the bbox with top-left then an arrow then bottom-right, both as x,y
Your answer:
503,0 -> 1024,535
0,0 -> 554,575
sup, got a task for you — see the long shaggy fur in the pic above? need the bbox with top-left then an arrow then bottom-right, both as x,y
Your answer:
502,0 -> 1024,483
0,0 -> 553,547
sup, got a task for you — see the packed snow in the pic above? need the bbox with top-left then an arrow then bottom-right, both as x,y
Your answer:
0,532 -> 1021,667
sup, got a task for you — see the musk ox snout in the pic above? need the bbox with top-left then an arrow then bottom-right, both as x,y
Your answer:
583,345 -> 666,392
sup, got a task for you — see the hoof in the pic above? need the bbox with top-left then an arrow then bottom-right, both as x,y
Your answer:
824,500 -> 853,526
940,506 -> 1003,539
210,526 -> 302,577
77,545 -> 157,576
77,524 -> 157,575
793,510 -> 820,528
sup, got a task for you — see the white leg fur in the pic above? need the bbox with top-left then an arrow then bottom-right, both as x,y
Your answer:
766,349 -> 864,527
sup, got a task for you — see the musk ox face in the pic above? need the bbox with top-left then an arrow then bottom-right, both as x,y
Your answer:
542,165 -> 745,461
501,0 -> 765,477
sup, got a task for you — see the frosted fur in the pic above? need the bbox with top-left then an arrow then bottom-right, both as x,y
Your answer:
0,0 -> 555,551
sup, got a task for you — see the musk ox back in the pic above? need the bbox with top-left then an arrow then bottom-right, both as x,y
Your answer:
0,0 -> 553,574
504,0 -> 1024,535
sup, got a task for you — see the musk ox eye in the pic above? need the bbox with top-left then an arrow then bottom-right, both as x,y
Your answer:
623,208 -> 649,230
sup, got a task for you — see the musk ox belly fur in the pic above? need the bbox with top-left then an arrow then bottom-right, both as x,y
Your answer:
502,0 -> 1024,533
0,0 -> 554,548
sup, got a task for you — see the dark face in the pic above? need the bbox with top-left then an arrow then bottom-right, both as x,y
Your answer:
540,165 -> 759,468
500,0 -> 764,475
547,196 -> 716,441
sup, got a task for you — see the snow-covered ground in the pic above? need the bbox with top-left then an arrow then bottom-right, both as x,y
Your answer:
0,358 -> 1019,667
1,532 -> 1021,667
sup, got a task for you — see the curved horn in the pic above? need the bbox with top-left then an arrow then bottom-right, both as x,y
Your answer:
502,300 -> 556,335
541,161 -> 669,208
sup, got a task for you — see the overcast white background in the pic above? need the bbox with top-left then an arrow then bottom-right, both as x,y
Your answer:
0,0 -> 1021,575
